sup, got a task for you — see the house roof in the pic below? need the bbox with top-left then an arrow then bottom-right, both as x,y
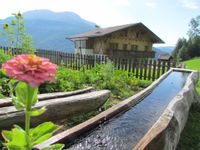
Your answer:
68,22 -> 164,43
158,53 -> 172,60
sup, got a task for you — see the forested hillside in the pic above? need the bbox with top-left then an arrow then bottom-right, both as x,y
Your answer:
0,10 -> 96,52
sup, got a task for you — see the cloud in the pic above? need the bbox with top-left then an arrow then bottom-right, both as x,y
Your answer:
114,0 -> 130,7
145,1 -> 157,8
178,0 -> 199,10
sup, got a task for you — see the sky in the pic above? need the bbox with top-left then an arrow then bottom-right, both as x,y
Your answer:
0,0 -> 200,47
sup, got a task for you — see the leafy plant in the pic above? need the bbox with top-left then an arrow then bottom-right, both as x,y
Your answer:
1,55 -> 64,150
40,66 -> 86,93
0,49 -> 12,67
1,12 -> 35,54
0,69 -> 10,97
41,63 -> 151,99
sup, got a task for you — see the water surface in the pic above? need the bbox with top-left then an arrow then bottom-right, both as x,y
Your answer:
67,71 -> 190,150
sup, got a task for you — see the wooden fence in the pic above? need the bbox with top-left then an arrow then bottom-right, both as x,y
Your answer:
0,46 -> 176,81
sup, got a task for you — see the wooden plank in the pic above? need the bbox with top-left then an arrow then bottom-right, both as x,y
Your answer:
139,59 -> 143,79
113,58 -> 117,68
132,59 -> 136,74
152,60 -> 157,81
148,60 -> 152,80
117,58 -> 121,70
167,61 -> 170,71
92,55 -> 94,67
75,54 -> 77,70
135,59 -> 139,78
124,58 -> 128,71
65,53 -> 68,67
105,55 -> 108,64
161,61 -> 166,75
121,58 -> 124,70
143,59 -> 148,80
86,55 -> 89,69
156,61 -> 161,79
172,61 -> 176,68
128,59 -> 132,73
89,55 -> 92,69
69,53 -> 72,68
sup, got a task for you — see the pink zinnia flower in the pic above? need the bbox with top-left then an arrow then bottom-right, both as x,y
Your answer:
2,54 -> 57,87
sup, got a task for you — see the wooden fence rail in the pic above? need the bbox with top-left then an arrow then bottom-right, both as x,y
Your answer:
0,46 -> 176,81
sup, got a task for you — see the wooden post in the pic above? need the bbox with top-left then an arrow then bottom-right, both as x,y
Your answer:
156,61 -> 161,79
139,59 -> 144,79
148,60 -> 152,80
135,59 -> 139,78
143,59 -> 148,80
161,61 -> 166,75
152,60 -> 157,81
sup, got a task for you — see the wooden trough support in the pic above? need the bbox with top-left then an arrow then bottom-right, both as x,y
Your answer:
0,88 -> 110,129
0,87 -> 94,107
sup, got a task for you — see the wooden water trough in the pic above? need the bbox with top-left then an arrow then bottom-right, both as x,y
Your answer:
0,87 -> 110,129
35,68 -> 199,150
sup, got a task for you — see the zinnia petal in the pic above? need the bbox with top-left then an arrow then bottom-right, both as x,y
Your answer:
2,54 -> 57,87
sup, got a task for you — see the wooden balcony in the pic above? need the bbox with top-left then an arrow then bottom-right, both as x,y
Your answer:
108,49 -> 155,59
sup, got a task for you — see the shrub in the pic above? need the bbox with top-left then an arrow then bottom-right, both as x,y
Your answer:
0,50 -> 12,67
80,63 -> 151,99
0,69 -> 10,97
0,50 -> 12,97
40,66 -> 86,93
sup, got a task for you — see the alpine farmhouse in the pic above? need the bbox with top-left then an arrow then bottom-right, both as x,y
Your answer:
68,22 -> 164,58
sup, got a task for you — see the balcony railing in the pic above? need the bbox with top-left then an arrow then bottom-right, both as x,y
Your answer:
108,49 -> 155,59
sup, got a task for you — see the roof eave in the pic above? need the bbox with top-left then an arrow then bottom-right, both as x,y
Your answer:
153,39 -> 165,44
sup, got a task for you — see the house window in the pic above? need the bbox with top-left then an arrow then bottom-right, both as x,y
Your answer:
120,30 -> 128,37
145,46 -> 149,51
75,41 -> 79,49
110,43 -> 118,50
136,32 -> 140,38
131,45 -> 138,51
124,30 -> 128,37
123,44 -> 127,50
75,40 -> 86,49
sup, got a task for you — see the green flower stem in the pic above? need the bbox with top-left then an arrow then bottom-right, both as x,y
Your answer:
25,109 -> 31,149
25,85 -> 34,150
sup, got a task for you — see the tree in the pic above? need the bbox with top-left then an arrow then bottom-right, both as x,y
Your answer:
187,36 -> 200,57
172,15 -> 200,61
177,45 -> 190,61
188,15 -> 200,38
1,12 -> 35,54
172,38 -> 187,60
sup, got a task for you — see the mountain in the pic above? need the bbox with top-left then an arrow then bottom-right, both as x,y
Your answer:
153,46 -> 175,60
154,46 -> 174,54
0,10 -> 96,52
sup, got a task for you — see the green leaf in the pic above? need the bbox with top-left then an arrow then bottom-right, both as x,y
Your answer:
32,133 -> 52,146
8,79 -> 18,98
2,127 -> 27,149
15,82 -> 29,106
30,122 -> 61,146
2,130 -> 12,142
15,82 -> 38,107
27,85 -> 38,106
13,125 -> 24,131
12,97 -> 25,110
8,128 -> 27,146
30,107 -> 47,117
42,144 -> 64,150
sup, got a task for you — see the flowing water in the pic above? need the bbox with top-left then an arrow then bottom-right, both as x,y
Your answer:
67,71 -> 190,150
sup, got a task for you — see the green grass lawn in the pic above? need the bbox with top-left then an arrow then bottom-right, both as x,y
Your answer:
177,58 -> 200,150
177,105 -> 200,150
183,58 -> 200,93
